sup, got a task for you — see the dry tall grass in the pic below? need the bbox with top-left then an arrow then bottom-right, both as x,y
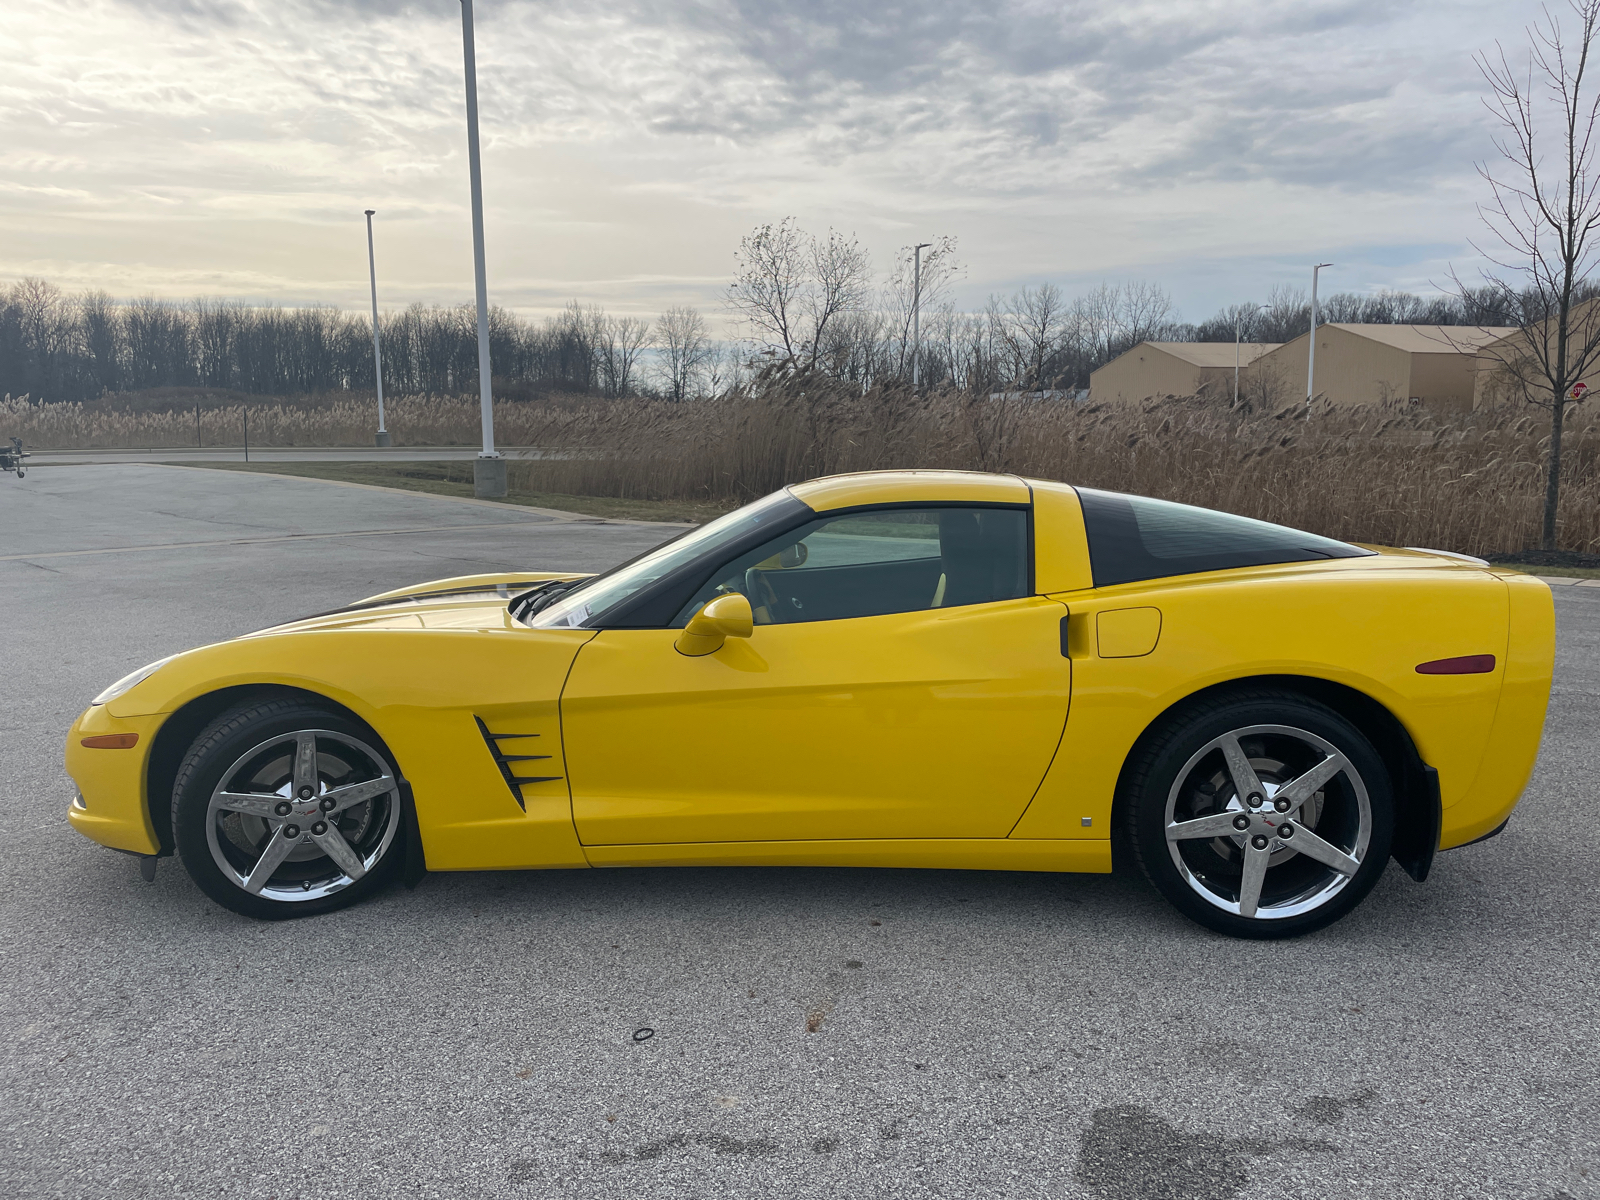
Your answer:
0,392 -> 576,449
5,384 -> 1596,554
503,381 -> 1600,556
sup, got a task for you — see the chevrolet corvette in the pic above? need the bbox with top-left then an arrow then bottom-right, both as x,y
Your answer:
65,470 -> 1554,936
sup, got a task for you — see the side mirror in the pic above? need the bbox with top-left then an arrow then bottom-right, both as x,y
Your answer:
674,592 -> 754,657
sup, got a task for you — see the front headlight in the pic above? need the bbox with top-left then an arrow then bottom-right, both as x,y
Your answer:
91,655 -> 178,706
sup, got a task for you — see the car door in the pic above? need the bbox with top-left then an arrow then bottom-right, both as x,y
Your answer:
559,505 -> 1071,846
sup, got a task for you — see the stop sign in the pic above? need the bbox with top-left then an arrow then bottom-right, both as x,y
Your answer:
1573,381 -> 1589,399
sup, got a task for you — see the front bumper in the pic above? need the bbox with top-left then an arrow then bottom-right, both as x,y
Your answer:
65,706 -> 165,855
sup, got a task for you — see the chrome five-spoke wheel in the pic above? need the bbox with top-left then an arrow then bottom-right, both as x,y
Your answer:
1128,691 -> 1394,938
1164,725 -> 1370,920
173,701 -> 405,919
206,729 -> 400,902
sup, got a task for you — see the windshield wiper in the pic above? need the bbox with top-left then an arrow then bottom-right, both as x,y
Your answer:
510,579 -> 581,622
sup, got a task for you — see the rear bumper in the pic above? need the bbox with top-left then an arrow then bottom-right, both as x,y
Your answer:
1437,573 -> 1554,850
64,707 -> 163,856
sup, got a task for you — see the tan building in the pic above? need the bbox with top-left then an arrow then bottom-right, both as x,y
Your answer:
1472,301 -> 1600,408
1089,341 -> 1280,404
1262,324 -> 1517,411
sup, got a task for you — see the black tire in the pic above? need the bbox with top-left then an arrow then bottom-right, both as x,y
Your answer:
171,699 -> 404,920
1124,689 -> 1394,939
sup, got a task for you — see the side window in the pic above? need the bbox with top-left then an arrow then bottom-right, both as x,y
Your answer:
672,507 -> 1029,626
1077,488 -> 1373,587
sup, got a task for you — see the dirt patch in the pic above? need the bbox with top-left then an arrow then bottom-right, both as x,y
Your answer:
1075,1105 -> 1334,1200
1293,1088 -> 1377,1126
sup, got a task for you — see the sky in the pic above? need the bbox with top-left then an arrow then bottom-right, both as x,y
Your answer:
0,0 -> 1547,328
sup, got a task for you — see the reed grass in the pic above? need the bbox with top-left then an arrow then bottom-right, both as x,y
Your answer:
0,392 -> 576,449
500,381 -> 1600,557
5,383 -> 1596,555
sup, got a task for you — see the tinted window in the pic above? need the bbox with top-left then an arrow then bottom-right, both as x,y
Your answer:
673,506 -> 1029,626
1077,489 -> 1372,587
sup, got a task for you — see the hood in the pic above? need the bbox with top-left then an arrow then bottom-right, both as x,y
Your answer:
242,571 -> 592,638
352,571 -> 589,606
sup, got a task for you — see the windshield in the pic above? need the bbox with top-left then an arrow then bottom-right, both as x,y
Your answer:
526,489 -> 801,628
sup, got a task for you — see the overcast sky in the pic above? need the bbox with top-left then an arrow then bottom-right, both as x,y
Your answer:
0,0 -> 1542,326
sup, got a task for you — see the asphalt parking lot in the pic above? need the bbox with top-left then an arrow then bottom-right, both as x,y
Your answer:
3,464 -> 1596,1200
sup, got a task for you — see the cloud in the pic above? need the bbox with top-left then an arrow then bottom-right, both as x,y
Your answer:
0,0 -> 1539,320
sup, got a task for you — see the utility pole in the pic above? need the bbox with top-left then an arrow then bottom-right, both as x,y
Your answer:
911,242 -> 932,392
364,210 -> 390,448
460,0 -> 503,497
1307,263 -> 1333,408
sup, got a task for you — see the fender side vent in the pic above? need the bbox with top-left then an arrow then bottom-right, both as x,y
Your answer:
474,716 -> 561,810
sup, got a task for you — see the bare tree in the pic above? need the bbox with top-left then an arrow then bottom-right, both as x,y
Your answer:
192,298 -> 239,389
1471,0 -> 1600,548
1117,281 -> 1176,346
996,284 -> 1067,390
704,340 -> 737,395
78,290 -> 120,394
725,219 -> 872,369
596,315 -> 651,398
8,278 -> 71,400
656,305 -> 711,401
726,219 -> 807,363
805,229 -> 872,365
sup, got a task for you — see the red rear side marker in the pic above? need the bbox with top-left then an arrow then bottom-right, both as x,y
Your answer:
1416,655 -> 1497,675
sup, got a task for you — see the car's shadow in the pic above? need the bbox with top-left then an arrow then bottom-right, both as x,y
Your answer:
62,831 -> 1540,960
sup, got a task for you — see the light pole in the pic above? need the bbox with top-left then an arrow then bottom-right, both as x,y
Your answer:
363,210 -> 390,448
1306,263 -> 1333,408
911,242 -> 931,392
460,0 -> 503,497
1234,304 -> 1270,406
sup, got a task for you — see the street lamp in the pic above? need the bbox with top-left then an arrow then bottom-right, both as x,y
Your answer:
363,210 -> 390,448
1307,263 -> 1333,408
1234,304 -> 1270,406
459,0 -> 503,498
911,242 -> 932,393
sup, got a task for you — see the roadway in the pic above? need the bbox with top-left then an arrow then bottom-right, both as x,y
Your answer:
2,463 -> 1595,1199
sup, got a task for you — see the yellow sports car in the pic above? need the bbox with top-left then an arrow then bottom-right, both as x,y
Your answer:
65,470 -> 1553,937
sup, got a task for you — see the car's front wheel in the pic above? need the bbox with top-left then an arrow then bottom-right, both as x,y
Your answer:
1125,690 -> 1395,938
171,699 -> 404,919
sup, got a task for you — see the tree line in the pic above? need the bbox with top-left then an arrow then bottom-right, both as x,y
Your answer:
0,251 -> 1522,406
0,278 -> 726,405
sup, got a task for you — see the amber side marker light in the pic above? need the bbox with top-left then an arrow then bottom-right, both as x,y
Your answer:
1416,655 -> 1497,675
80,733 -> 139,749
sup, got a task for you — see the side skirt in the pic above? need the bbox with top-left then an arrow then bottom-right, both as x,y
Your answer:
582,838 -> 1111,873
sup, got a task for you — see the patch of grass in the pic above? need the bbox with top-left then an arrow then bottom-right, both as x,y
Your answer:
1491,561 -> 1600,579
165,460 -> 728,524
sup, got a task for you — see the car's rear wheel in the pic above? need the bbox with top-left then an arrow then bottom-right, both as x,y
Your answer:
171,699 -> 404,919
1125,691 -> 1394,938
